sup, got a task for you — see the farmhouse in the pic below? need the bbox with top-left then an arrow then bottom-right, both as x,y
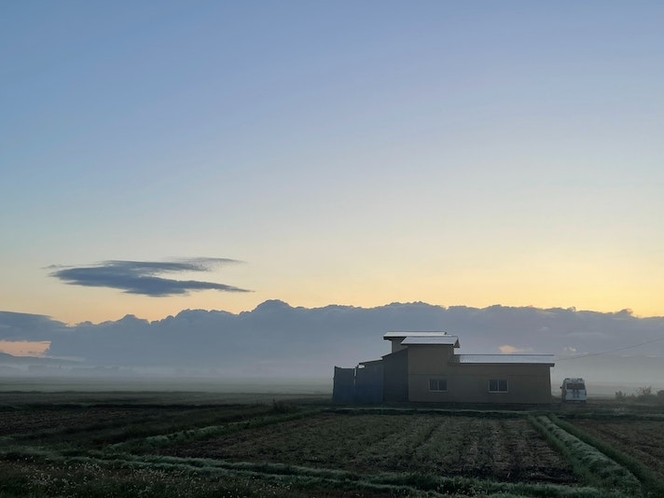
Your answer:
333,331 -> 555,404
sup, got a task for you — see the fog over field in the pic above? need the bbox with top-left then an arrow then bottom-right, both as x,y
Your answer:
2,300 -> 663,394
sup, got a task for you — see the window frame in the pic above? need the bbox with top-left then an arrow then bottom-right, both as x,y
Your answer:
488,379 -> 508,393
428,378 -> 448,392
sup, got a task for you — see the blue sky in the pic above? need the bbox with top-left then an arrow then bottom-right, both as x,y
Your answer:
2,1 -> 663,325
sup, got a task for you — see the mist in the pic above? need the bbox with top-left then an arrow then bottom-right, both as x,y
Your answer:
1,300 -> 663,395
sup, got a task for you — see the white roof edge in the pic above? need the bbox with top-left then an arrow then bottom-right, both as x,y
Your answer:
383,331 -> 449,339
401,336 -> 460,346
455,354 -> 555,365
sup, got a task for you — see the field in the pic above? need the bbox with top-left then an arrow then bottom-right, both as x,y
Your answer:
1,392 -> 664,497
576,420 -> 664,479
564,415 -> 664,484
162,413 -> 573,484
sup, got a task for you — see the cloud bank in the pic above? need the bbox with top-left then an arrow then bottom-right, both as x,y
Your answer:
1,301 -> 664,386
48,258 -> 251,296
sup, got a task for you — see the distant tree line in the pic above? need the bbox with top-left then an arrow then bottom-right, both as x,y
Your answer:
615,386 -> 664,404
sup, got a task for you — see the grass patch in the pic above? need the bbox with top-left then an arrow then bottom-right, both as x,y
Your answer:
529,415 -> 640,495
0,447 -> 633,498
107,407 -> 322,453
2,399 -> 656,498
550,414 -> 664,498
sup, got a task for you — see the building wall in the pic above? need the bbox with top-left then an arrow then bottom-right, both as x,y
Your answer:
407,346 -> 552,404
407,345 -> 455,403
333,363 -> 384,404
407,345 -> 457,376
388,339 -> 407,353
355,362 -> 384,404
332,366 -> 356,403
383,349 -> 408,402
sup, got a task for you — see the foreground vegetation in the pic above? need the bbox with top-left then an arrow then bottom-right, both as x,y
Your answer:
1,392 -> 663,497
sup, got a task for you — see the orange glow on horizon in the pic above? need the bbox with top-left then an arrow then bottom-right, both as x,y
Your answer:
0,341 -> 51,357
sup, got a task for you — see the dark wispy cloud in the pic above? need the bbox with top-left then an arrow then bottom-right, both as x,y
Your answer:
48,258 -> 251,297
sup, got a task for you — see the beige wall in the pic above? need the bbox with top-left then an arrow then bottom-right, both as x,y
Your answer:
406,346 -> 552,404
407,345 -> 456,374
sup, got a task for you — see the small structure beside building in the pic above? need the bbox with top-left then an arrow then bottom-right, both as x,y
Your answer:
560,377 -> 587,404
333,331 -> 555,404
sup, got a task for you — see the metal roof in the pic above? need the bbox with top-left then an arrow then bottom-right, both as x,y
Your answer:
383,331 -> 449,339
401,336 -> 460,346
453,354 -> 555,366
358,359 -> 383,366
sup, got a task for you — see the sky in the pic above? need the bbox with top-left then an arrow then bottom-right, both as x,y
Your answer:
2,1 -> 663,327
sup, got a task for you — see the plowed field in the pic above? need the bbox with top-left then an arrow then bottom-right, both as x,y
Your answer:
571,418 -> 664,480
0,404 -> 272,448
0,406 -> 162,436
163,412 -> 577,484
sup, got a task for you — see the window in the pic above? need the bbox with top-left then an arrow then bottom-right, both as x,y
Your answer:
488,379 -> 508,393
429,379 -> 447,392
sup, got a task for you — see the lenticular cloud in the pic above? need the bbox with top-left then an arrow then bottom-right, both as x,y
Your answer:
48,258 -> 251,297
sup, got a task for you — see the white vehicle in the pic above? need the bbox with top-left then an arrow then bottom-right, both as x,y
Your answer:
561,378 -> 587,403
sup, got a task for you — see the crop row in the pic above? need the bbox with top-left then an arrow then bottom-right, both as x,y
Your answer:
0,445 -> 632,498
529,415 -> 641,494
0,404 -> 276,450
107,407 -> 322,454
159,412 -> 575,485
2,402 -> 663,497
554,415 -> 664,498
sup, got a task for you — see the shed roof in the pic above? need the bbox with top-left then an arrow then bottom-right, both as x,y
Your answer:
358,359 -> 383,367
400,336 -> 460,347
453,354 -> 555,366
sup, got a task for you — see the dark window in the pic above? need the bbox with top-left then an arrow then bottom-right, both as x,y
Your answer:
566,382 -> 585,390
488,379 -> 508,393
429,379 -> 447,392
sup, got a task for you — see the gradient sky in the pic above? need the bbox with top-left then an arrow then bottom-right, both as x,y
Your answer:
2,1 -> 663,325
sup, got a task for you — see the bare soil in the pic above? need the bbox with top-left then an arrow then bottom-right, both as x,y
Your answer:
572,418 -> 664,480
0,406 -> 164,436
163,412 -> 577,484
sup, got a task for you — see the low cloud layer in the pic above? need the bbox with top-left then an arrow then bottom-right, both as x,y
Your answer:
1,301 -> 664,386
48,258 -> 251,297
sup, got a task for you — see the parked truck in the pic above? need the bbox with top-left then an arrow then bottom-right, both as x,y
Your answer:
561,378 -> 587,403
